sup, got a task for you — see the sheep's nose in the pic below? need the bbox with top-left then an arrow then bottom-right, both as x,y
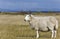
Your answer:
24,19 -> 25,21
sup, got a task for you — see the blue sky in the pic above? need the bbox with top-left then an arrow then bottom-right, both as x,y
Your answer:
0,0 -> 60,11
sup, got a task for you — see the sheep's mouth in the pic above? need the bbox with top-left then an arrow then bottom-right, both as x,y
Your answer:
24,19 -> 30,22
24,19 -> 26,21
27,20 -> 30,22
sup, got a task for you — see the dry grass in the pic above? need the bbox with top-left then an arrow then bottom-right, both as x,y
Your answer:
0,14 -> 60,39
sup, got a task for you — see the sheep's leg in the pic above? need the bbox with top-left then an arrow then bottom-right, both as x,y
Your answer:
51,30 -> 54,39
54,30 -> 57,39
36,30 -> 39,38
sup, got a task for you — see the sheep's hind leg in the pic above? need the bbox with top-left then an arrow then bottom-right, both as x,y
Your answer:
36,30 -> 39,38
54,30 -> 57,39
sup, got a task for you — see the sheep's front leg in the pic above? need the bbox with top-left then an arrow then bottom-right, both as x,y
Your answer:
36,30 -> 39,38
51,30 -> 54,39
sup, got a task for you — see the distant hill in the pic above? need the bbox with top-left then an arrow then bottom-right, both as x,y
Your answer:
0,8 -> 60,12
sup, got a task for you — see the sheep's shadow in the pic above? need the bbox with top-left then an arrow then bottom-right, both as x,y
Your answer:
16,35 -> 50,38
16,35 -> 35,38
40,35 -> 50,38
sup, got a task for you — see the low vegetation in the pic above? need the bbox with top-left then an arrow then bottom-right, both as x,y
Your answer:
0,12 -> 60,39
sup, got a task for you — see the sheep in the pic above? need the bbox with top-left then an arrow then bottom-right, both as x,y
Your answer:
24,14 -> 58,39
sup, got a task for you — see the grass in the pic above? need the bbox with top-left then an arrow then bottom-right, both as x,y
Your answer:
0,14 -> 60,39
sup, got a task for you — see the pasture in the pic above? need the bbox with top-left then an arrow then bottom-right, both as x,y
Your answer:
0,13 -> 60,39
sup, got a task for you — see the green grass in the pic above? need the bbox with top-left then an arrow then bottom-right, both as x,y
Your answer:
0,14 -> 60,39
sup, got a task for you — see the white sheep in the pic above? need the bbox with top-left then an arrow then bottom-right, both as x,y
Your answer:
24,14 -> 58,39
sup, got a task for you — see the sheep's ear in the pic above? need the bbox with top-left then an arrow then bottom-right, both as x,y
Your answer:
29,11 -> 32,15
29,12 -> 32,14
27,12 -> 31,14
29,14 -> 31,17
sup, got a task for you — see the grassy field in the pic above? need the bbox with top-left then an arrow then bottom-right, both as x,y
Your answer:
0,14 -> 60,39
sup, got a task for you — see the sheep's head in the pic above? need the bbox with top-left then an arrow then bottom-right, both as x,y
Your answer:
24,14 -> 32,22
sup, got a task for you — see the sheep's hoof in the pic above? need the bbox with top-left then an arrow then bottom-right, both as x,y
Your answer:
36,36 -> 39,38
